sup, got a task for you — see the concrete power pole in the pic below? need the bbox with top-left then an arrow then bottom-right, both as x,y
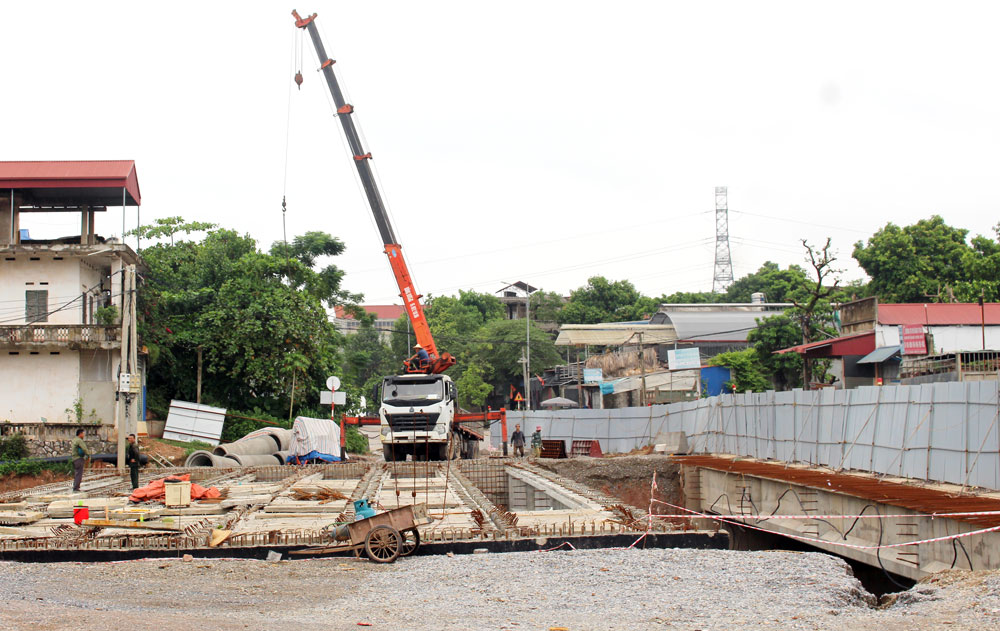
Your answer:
116,265 -> 139,470
712,186 -> 734,294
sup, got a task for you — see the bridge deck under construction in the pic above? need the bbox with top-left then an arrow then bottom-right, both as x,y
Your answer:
0,459 -> 665,555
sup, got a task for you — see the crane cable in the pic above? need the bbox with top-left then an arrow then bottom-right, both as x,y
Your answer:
281,25 -> 304,276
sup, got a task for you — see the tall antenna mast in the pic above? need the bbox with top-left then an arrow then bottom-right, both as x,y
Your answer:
712,186 -> 734,293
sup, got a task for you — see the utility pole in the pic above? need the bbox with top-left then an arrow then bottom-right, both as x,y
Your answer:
638,332 -> 647,407
116,265 -> 138,471
196,346 -> 203,404
712,186 -> 734,294
524,286 -> 534,411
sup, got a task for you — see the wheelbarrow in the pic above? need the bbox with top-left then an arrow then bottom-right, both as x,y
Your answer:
291,502 -> 430,563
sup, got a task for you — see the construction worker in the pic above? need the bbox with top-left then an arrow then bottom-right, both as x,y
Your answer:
70,428 -> 90,492
531,425 -> 543,458
510,424 -> 526,458
125,434 -> 141,490
407,343 -> 431,371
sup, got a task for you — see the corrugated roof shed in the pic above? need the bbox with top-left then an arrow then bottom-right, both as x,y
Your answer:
878,303 -> 1000,326
555,323 -> 677,346
0,160 -> 141,206
656,310 -> 771,342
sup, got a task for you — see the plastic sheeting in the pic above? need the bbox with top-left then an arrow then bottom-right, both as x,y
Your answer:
496,381 -> 1000,490
288,416 -> 342,462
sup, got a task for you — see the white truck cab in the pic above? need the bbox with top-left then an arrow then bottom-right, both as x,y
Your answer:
379,373 -> 457,461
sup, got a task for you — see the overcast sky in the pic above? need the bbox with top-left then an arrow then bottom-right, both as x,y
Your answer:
4,1 -> 998,305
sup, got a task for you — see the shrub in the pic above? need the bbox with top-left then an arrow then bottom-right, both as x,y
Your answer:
0,434 -> 29,461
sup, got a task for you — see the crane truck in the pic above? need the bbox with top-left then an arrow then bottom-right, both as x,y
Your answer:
292,10 -> 507,460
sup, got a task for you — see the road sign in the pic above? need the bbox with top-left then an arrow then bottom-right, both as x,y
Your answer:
321,391 -> 347,405
326,375 -> 341,391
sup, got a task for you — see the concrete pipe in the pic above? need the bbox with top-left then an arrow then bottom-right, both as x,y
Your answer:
253,428 -> 292,451
213,436 -> 280,457
229,453 -> 285,467
274,450 -> 289,464
185,450 -> 239,468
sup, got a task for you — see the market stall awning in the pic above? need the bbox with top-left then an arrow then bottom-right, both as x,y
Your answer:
857,346 -> 901,365
775,331 -> 875,358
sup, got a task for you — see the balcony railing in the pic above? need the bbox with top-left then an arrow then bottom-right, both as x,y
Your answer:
0,324 -> 120,346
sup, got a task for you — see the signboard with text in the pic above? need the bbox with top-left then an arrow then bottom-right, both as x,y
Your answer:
900,325 -> 927,355
668,348 -> 702,370
582,368 -> 603,384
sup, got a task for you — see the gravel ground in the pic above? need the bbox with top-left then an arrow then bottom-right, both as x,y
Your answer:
1,548 -> 998,630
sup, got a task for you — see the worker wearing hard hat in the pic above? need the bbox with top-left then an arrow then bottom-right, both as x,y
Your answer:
406,343 -> 431,371
531,426 -> 543,458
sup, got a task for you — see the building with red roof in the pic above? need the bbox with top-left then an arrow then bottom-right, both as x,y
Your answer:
0,161 -> 143,442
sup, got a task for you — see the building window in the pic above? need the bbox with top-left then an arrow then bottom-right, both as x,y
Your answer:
25,290 -> 48,323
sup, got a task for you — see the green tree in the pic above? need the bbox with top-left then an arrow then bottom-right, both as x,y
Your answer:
557,276 -> 653,324
708,349 -> 770,393
787,239 -> 843,385
724,262 -> 809,303
746,314 -> 803,390
470,319 -> 562,395
456,361 -> 494,410
530,290 -> 565,323
343,315 -> 396,395
138,223 -> 350,418
853,216 -> 972,303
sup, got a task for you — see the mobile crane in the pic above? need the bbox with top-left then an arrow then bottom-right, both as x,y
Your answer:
292,10 -> 507,460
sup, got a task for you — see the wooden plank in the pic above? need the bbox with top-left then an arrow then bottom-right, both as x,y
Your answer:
82,518 -> 182,531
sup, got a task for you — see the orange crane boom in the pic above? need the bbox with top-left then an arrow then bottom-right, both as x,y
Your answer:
293,9 -> 454,374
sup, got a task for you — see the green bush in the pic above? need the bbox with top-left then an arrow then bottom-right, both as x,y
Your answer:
95,305 -> 119,326
0,434 -> 29,461
0,459 -> 72,477
220,408 -> 291,443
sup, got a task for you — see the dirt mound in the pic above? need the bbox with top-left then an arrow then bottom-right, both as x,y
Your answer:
536,455 -> 684,525
0,469 -> 72,494
142,439 -> 188,465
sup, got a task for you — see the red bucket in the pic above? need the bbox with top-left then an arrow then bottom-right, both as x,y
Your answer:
73,506 -> 89,525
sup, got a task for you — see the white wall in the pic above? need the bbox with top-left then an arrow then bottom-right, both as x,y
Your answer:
877,324 -> 1000,353
0,351 -> 80,422
0,256 -> 80,325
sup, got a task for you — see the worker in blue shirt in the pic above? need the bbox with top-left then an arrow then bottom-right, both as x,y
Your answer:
408,343 -> 430,371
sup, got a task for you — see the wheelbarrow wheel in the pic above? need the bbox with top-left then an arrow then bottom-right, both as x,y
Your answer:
400,528 -> 420,557
365,525 -> 401,563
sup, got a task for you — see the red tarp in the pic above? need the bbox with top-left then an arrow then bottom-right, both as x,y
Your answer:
128,473 -> 221,504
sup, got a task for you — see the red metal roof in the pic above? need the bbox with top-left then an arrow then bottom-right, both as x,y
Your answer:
878,303 -> 1000,326
776,331 -> 875,357
0,160 -> 140,206
334,305 -> 405,320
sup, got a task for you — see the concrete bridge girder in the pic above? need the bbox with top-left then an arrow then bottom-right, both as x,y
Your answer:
685,465 -> 1000,581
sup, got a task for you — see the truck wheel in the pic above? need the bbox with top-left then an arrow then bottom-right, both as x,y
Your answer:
383,444 -> 395,462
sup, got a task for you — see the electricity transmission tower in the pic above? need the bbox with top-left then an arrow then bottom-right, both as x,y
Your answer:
712,186 -> 734,294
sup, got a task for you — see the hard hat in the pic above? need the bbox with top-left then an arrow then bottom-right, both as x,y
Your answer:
536,426 -> 542,431
413,344 -> 423,349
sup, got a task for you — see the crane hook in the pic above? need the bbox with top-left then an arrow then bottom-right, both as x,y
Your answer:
294,71 -> 304,90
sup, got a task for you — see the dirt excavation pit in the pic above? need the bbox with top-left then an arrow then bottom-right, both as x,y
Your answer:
536,454 -> 684,518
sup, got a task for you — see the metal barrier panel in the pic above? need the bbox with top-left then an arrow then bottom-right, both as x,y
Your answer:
494,381 -> 1000,490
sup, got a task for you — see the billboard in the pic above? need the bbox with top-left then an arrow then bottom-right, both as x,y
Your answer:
668,348 -> 701,370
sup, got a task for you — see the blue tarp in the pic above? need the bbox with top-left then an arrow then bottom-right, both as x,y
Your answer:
285,450 -> 342,464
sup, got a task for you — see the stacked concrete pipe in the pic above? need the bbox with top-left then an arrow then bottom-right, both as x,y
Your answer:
228,453 -> 284,467
185,450 -> 240,468
212,435 -> 279,458
194,428 -> 295,467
